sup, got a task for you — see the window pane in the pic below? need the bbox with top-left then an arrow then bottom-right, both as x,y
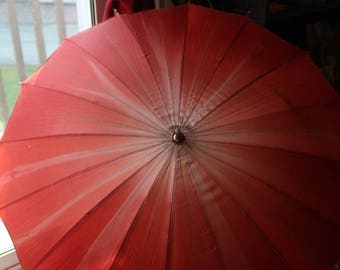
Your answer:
0,218 -> 14,255
0,0 -> 92,136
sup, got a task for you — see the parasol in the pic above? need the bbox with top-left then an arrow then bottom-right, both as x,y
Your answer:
1,4 -> 340,270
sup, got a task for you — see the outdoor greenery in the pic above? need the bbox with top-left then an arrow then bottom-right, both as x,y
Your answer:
3,65 -> 37,112
0,65 -> 37,132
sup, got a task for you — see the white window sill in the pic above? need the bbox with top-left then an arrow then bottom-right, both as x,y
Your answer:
0,219 -> 20,269
0,250 -> 20,270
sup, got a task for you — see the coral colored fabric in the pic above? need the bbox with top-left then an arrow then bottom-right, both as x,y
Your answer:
1,4 -> 340,270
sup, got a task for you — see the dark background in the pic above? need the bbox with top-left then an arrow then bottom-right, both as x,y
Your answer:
172,0 -> 340,93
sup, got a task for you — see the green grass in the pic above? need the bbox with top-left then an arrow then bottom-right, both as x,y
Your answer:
2,65 -> 37,112
1,65 -> 37,132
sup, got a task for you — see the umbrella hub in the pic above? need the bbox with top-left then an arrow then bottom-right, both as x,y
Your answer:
171,127 -> 185,144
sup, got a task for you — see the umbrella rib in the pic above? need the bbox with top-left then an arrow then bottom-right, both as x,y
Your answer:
192,129 -> 340,163
180,146 -> 226,269
190,53 -> 306,129
0,133 -> 165,145
66,38 -> 169,130
181,18 -> 250,128
21,81 -> 165,135
32,144 -> 170,270
177,5 -> 190,126
110,146 -> 175,270
187,103 -> 340,154
193,144 -> 340,229
186,145 -> 295,269
188,103 -> 340,136
0,141 -> 166,210
165,148 -> 178,270
123,16 -> 173,125
193,139 -> 340,165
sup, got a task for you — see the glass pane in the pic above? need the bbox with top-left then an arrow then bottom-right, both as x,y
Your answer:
0,218 -> 14,255
0,0 -> 92,137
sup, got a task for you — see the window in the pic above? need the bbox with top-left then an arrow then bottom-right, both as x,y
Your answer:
0,218 -> 19,270
0,218 -> 14,255
0,0 -> 92,137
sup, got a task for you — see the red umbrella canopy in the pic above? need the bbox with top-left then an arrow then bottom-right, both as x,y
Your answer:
1,4 -> 340,270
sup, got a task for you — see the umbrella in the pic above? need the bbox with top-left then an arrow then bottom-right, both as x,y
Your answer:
1,4 -> 340,270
